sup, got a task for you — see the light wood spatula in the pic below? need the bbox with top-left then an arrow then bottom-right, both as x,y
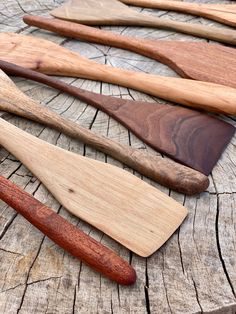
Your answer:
121,0 -> 236,28
50,0 -> 236,45
0,68 -> 209,194
0,175 -> 136,284
23,15 -> 236,89
1,32 -> 236,116
2,60 -> 234,177
0,117 -> 188,257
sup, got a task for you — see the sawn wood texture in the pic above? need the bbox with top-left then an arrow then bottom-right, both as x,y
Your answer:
0,68 -> 209,194
23,15 -> 236,90
0,116 -> 188,257
1,60 -> 234,176
121,0 -> 236,27
1,32 -> 236,116
0,175 -> 136,285
50,0 -> 236,45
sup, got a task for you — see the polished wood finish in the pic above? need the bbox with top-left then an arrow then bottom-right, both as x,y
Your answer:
1,33 -> 236,116
1,60 -> 234,176
50,0 -> 236,45
23,15 -> 236,89
0,115 -> 188,257
122,0 -> 236,28
0,68 -> 209,194
0,175 -> 136,285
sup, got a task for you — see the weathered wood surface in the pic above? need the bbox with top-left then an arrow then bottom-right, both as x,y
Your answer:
0,0 -> 235,313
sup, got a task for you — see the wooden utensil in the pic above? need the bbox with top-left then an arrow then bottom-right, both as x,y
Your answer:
23,15 -> 236,89
0,68 -> 209,194
1,60 -> 234,177
0,175 -> 136,285
1,32 -> 236,116
121,0 -> 236,28
50,0 -> 236,45
0,117 -> 188,257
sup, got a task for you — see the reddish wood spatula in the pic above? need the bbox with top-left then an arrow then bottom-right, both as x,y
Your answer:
0,175 -> 136,285
1,60 -> 234,176
23,15 -> 236,90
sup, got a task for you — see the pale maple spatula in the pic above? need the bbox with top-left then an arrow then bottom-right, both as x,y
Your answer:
121,0 -> 236,28
23,15 -> 236,89
50,0 -> 236,45
0,68 -> 209,194
0,116 -> 187,257
1,32 -> 236,115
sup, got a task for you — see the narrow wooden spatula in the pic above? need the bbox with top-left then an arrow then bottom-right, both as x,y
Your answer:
0,116 -> 188,257
0,175 -> 136,285
23,15 -> 236,89
50,0 -> 236,45
1,32 -> 236,116
121,0 -> 236,28
0,68 -> 209,194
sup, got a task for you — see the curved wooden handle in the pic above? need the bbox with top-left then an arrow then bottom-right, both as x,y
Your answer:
0,175 -> 136,285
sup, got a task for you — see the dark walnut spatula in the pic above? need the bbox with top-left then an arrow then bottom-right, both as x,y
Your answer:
0,175 -> 136,285
1,32 -> 236,116
121,0 -> 236,28
1,60 -> 234,177
50,0 -> 236,45
23,15 -> 236,89
0,68 -> 209,195
0,117 -> 188,257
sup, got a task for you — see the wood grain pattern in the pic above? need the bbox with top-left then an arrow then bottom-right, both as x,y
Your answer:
1,32 -> 236,116
0,68 -> 209,194
0,175 -> 136,285
23,15 -> 236,91
0,116 -> 188,257
1,60 -> 234,176
50,0 -> 236,45
121,0 -> 236,27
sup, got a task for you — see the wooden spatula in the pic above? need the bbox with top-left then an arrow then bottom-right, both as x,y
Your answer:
1,32 -> 236,116
50,0 -> 236,45
1,60 -> 234,177
0,68 -> 209,194
0,116 -> 188,257
0,175 -> 136,285
121,0 -> 236,28
23,15 -> 236,89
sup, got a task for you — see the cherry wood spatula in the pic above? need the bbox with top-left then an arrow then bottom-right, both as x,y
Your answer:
0,175 -> 136,285
2,60 -> 234,176
50,0 -> 236,45
1,32 -> 236,116
121,0 -> 236,28
23,15 -> 236,89
120,0 -> 236,26
0,68 -> 209,194
0,116 -> 188,257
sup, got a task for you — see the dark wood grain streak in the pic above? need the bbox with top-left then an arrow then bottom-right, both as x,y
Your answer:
23,15 -> 236,90
0,175 -> 136,285
1,60 -> 234,176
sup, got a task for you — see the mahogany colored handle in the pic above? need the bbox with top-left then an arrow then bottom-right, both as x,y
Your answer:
0,175 -> 136,285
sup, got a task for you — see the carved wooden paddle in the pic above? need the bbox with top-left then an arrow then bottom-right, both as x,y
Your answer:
1,32 -> 236,116
0,116 -> 188,257
2,61 -> 234,176
23,15 -> 236,89
50,0 -> 236,45
0,175 -> 136,285
0,68 -> 209,194
121,0 -> 236,28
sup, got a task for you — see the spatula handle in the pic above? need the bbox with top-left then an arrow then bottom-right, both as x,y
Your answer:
0,175 -> 136,285
0,61 -> 209,195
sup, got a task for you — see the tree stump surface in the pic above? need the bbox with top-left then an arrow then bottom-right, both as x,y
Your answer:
0,0 -> 235,313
